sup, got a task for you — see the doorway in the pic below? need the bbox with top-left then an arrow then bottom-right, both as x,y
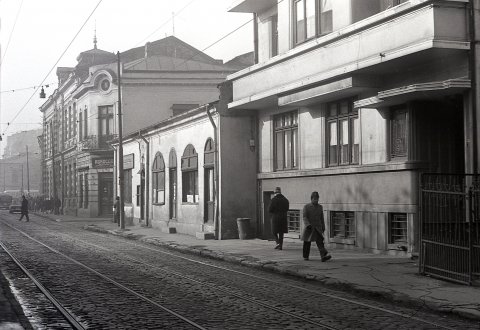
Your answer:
98,173 -> 113,216
204,167 -> 214,223
262,191 -> 275,240
169,168 -> 177,220
139,170 -> 145,220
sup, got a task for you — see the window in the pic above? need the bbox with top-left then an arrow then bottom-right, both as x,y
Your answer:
390,107 -> 408,159
79,174 -> 83,207
98,105 -> 114,136
294,0 -> 332,44
83,108 -> 88,138
330,211 -> 355,239
287,210 -> 301,233
79,112 -> 83,141
389,213 -> 407,244
136,185 -> 141,206
152,152 -> 165,204
123,169 -> 132,203
327,99 -> 359,166
181,144 -> 198,203
274,111 -> 298,171
84,174 -> 88,208
271,14 -> 278,57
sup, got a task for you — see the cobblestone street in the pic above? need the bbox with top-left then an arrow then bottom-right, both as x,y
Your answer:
1,212 -> 479,329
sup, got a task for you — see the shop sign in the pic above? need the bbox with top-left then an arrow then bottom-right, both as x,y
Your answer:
92,158 -> 114,168
124,154 -> 134,169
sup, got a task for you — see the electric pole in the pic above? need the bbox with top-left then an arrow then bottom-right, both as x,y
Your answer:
117,52 -> 125,230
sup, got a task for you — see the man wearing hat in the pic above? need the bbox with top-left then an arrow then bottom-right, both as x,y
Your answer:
268,187 -> 289,250
301,191 -> 331,261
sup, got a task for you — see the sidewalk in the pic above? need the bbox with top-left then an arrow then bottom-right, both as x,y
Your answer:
32,213 -> 480,321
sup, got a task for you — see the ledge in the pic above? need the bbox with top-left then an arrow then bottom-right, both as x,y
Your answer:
258,161 -> 428,179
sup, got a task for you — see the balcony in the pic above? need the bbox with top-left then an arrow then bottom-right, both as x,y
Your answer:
228,0 -> 469,110
77,134 -> 117,151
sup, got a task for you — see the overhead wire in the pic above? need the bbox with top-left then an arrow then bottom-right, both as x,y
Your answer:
7,1 -> 251,136
176,18 -> 253,68
1,82 -> 56,94
0,0 -> 24,66
2,0 -> 197,120
1,0 -> 104,137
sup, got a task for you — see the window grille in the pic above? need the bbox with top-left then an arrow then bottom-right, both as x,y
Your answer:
389,213 -> 408,244
287,210 -> 301,233
330,211 -> 355,238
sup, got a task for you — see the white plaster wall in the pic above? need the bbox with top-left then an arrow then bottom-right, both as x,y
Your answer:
257,5 -> 278,63
120,142 -> 141,220
277,0 -> 291,54
299,106 -> 325,169
135,116 -> 216,235
259,106 -> 327,173
360,108 -> 387,165
76,89 -> 118,137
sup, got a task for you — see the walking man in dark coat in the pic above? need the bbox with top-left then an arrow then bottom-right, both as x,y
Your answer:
269,187 -> 289,250
301,191 -> 331,261
18,195 -> 30,222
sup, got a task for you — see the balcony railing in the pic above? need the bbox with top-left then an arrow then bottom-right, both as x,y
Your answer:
77,134 -> 117,151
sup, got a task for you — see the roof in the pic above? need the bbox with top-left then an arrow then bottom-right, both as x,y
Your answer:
120,36 -> 222,65
124,55 -> 240,72
225,52 -> 255,70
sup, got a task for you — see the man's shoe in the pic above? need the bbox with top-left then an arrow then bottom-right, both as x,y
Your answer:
321,255 -> 332,262
303,257 -> 309,261
274,244 -> 281,250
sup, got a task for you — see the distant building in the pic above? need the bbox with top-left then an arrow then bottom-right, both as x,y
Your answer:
0,129 -> 42,194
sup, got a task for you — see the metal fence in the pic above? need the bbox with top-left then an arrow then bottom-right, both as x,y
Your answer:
420,174 -> 480,285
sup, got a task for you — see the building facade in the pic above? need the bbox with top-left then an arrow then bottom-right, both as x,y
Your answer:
0,129 -> 42,195
227,0 -> 480,254
114,82 -> 257,239
40,36 -> 246,218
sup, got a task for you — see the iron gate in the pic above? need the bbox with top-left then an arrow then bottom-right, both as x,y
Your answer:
420,174 -> 480,285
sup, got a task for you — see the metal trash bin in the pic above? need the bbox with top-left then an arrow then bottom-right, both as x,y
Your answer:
236,218 -> 251,240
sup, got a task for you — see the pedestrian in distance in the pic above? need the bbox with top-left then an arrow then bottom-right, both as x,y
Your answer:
113,196 -> 120,224
18,195 -> 30,222
269,187 -> 289,250
302,191 -> 331,262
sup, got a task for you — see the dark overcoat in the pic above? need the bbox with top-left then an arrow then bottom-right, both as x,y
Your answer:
21,198 -> 29,214
301,203 -> 325,242
269,193 -> 289,234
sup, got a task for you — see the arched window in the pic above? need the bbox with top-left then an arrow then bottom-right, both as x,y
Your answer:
181,144 -> 198,203
152,152 -> 165,204
204,138 -> 214,167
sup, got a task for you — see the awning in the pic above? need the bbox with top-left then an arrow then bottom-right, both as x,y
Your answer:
278,75 -> 381,108
354,78 -> 470,109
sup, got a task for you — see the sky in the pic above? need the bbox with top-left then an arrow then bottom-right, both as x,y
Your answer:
0,0 -> 253,153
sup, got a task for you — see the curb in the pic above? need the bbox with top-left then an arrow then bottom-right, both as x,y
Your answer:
82,224 -> 480,321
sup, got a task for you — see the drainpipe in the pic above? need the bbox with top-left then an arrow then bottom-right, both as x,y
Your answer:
206,105 -> 220,240
138,132 -> 150,227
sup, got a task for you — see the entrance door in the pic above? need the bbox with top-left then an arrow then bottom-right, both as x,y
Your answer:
204,167 -> 214,223
169,168 -> 177,220
262,191 -> 275,240
99,173 -> 113,216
